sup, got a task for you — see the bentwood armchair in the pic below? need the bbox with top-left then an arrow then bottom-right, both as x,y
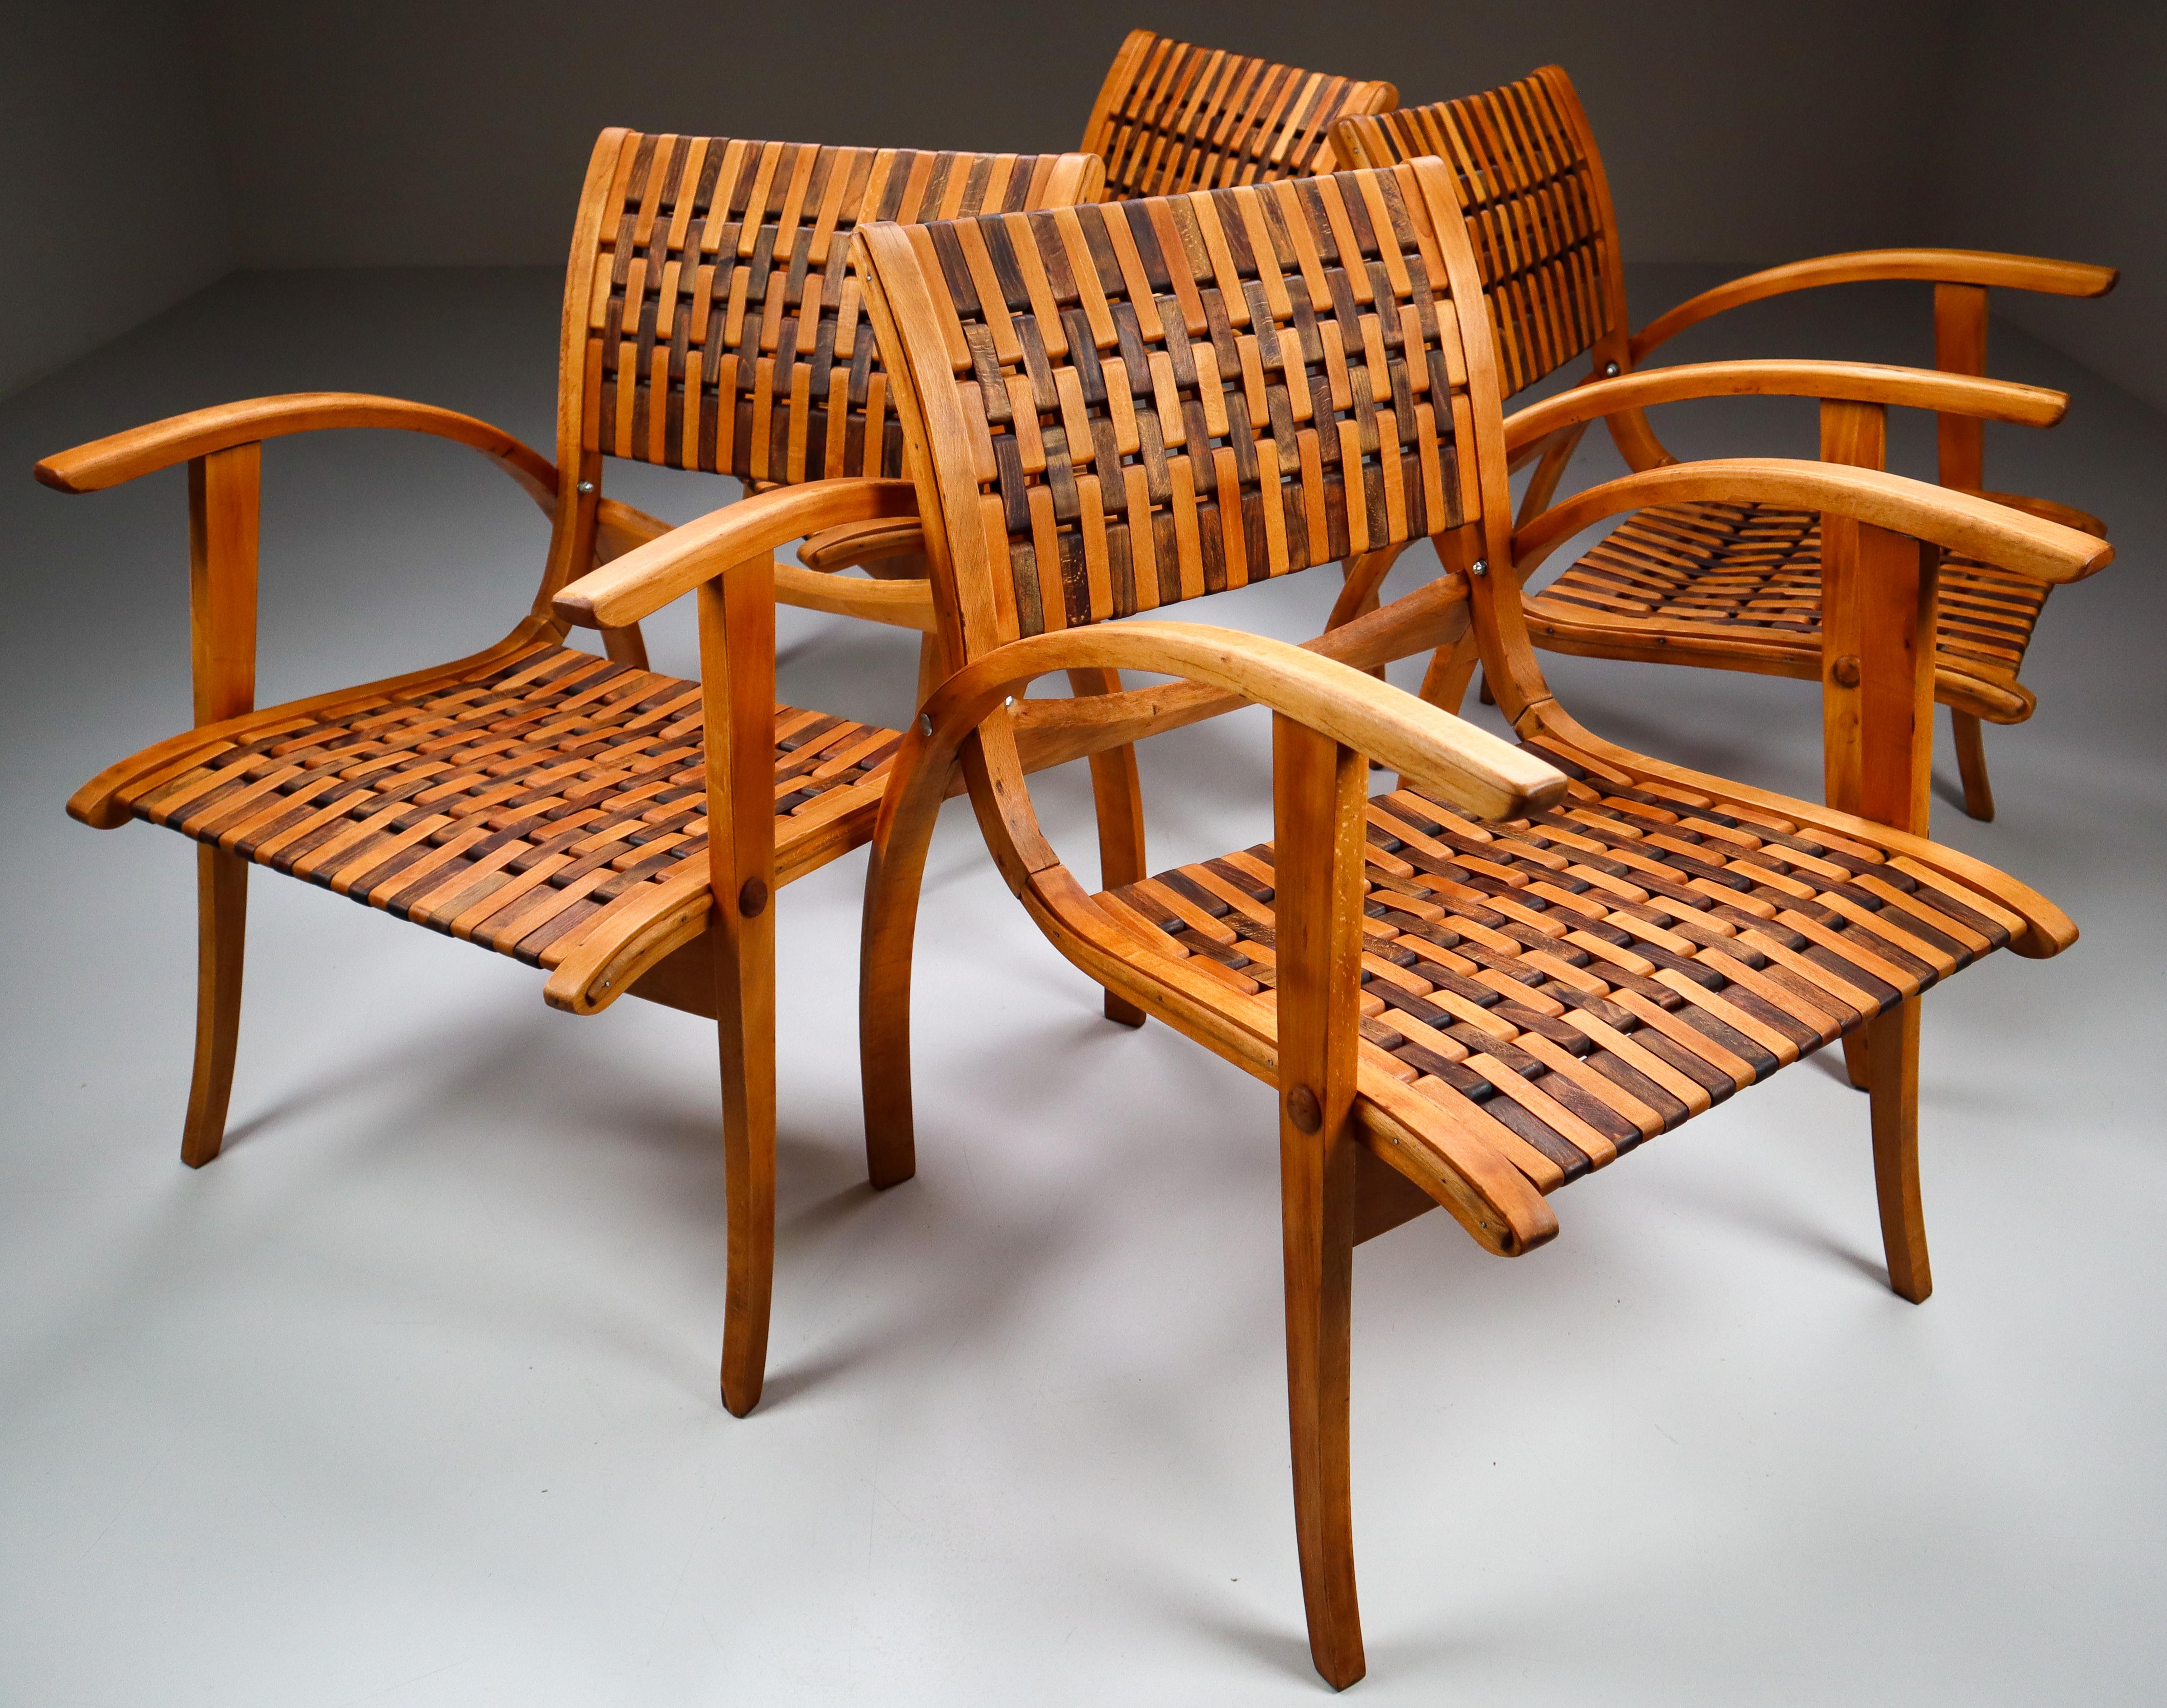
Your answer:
1332,70 -> 2119,823
37,132 -> 1100,1416
829,166 -> 2107,1685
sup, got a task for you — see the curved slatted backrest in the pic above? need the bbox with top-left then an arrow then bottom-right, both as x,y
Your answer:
1081,29 -> 1397,203
1333,67 -> 1628,400
563,131 -> 1103,486
854,164 -> 1512,655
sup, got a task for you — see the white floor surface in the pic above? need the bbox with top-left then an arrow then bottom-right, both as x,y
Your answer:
2,264 -> 2162,1705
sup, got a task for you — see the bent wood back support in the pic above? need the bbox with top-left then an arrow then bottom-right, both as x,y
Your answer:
1082,29 -> 1397,203
536,131 -> 1102,613
856,165 -> 1513,665
1333,69 -> 1627,403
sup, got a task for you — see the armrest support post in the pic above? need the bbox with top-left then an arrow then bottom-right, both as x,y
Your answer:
189,443 -> 260,727
1270,712 -> 1366,1685
1818,401 -> 1888,818
696,554 -> 779,1411
1827,526 -> 1939,837
1935,284 -> 1990,491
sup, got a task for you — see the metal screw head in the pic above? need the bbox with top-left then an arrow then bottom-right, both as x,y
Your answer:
918,713 -> 933,736
1004,695 -> 1015,708
1469,559 -> 1487,578
1285,1084 -> 1323,1135
576,480 -> 595,494
1603,361 -> 1620,378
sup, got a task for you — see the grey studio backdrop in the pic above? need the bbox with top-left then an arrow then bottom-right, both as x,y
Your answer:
6,1 -> 2167,405
3,5 -> 2164,1707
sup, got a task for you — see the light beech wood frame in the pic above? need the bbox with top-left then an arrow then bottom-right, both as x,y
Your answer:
1332,68 -> 2119,824
824,163 -> 2105,1686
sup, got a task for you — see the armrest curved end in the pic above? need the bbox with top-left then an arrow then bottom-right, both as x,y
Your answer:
34,456 -> 94,494
555,478 -> 919,628
33,392 -> 558,502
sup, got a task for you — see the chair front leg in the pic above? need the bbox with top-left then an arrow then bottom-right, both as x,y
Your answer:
1819,469 -> 1941,1295
1868,995 -> 1931,1302
699,569 -> 779,1417
1272,715 -> 1368,1691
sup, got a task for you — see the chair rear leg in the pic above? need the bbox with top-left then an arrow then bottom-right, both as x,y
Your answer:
1839,1032 -> 1871,1091
1069,667 -> 1147,1028
182,844 -> 247,1167
1951,709 -> 1995,822
1867,996 -> 1931,1303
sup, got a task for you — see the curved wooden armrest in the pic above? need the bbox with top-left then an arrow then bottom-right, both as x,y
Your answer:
554,478 -> 918,627
1514,458 -> 2114,584
34,392 -> 559,512
799,516 -> 929,574
908,623 -> 1568,825
1632,249 -> 2119,363
1504,360 -> 2067,455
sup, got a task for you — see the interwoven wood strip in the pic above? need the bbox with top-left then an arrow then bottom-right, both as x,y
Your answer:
1085,31 -> 1395,202
907,167 -> 1487,640
117,645 -> 899,969
1335,69 -> 1614,398
584,133 -> 1088,483
1101,746 -> 2010,1189
1534,502 -> 2052,706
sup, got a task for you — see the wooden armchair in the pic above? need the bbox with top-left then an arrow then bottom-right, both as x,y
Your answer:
1332,69 -> 2119,822
832,166 -> 2108,1686
36,131 -> 1098,1416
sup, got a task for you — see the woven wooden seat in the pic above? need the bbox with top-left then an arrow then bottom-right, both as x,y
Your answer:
1103,756 -> 2014,1192
719,162 -> 2114,1685
1332,68 -> 2118,821
39,129 -> 1098,1420
1536,500 -> 2071,721
84,640 -> 898,971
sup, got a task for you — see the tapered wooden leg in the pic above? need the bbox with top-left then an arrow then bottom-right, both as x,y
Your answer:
1951,709 -> 1995,822
1274,718 -> 1367,1690
1283,1129 -> 1362,1689
1839,1031 -> 1871,1091
714,914 -> 776,1416
181,843 -> 247,1168
1069,666 -> 1147,1028
1867,997 -> 1931,1304
698,570 -> 779,1417
1328,547 -> 1404,684
600,621 -> 650,669
1415,612 -> 1480,717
